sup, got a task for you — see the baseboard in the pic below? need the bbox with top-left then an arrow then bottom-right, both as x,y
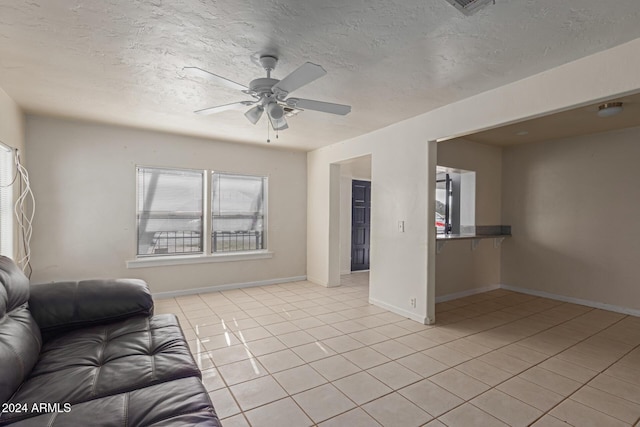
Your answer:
435,284 -> 501,303
369,297 -> 428,324
500,284 -> 640,317
306,275 -> 329,287
153,275 -> 307,299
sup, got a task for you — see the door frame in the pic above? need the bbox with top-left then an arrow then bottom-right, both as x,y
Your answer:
350,179 -> 371,272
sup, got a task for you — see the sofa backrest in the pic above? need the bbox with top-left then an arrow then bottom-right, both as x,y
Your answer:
0,256 -> 42,403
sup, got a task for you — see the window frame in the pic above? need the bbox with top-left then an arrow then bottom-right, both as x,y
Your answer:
436,173 -> 453,235
135,165 -> 206,257
131,165 -> 270,267
211,171 -> 268,254
0,143 -> 14,258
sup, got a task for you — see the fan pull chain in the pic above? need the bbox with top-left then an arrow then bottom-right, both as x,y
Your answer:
267,119 -> 270,143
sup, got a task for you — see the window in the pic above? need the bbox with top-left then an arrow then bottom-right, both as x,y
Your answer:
137,167 -> 204,256
0,143 -> 13,257
212,173 -> 266,252
136,167 -> 267,258
435,166 -> 476,235
436,173 -> 452,235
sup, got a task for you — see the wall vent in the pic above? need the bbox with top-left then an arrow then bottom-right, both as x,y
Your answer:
444,0 -> 494,15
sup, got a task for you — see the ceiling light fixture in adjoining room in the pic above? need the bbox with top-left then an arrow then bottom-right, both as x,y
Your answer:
597,102 -> 623,118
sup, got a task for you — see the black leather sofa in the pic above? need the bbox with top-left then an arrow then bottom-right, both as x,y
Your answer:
0,256 -> 221,426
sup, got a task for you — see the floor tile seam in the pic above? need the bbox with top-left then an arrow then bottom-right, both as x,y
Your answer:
219,290 -> 564,372
438,298 -> 607,365
561,338 -> 640,411
430,306 -> 578,344
405,377 -> 486,424
576,332 -> 640,353
599,366 -> 640,390
432,322 -> 616,424
235,367 -> 394,425
210,364 -> 246,420
354,390 -> 435,425
468,399 -> 536,426
431,399 -> 512,426
534,313 -> 633,371
264,377 -> 332,425
479,313 -> 633,393
196,284 -> 624,426
523,318 -> 640,426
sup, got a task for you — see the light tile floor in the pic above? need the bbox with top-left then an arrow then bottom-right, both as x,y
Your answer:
154,272 -> 640,427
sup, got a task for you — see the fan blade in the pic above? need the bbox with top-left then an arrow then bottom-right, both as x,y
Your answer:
272,62 -> 326,97
195,101 -> 254,115
268,114 -> 288,131
286,98 -> 351,115
184,66 -> 248,91
245,105 -> 264,124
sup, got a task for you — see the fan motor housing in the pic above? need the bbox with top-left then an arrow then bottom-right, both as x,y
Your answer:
249,78 -> 279,95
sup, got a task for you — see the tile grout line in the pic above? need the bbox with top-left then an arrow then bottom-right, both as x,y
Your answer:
526,328 -> 640,427
161,279 -> 640,427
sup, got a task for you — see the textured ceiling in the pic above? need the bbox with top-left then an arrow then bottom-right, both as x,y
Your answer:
1,1 -> 640,151
464,92 -> 640,146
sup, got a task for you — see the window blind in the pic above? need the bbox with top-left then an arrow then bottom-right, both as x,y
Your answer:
211,172 -> 266,252
136,167 -> 204,256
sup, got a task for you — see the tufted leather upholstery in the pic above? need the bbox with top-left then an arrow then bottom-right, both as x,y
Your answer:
0,256 -> 220,426
29,278 -> 153,341
2,314 -> 202,424
5,376 -> 220,426
0,257 -> 42,403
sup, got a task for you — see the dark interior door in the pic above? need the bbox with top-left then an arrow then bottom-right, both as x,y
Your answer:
351,180 -> 371,271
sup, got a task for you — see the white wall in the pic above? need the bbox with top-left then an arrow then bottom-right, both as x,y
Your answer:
436,139 -> 502,298
0,89 -> 23,151
25,116 -> 307,294
502,126 -> 640,312
307,37 -> 640,324
0,88 -> 25,259
308,125 -> 433,323
339,174 -> 352,275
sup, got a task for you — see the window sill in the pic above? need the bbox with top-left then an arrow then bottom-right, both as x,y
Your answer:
126,250 -> 273,269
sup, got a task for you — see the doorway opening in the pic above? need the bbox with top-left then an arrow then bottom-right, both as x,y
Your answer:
351,179 -> 371,271
336,155 -> 372,289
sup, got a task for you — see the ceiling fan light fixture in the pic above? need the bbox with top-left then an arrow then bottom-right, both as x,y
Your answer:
266,102 -> 284,120
284,106 -> 302,118
244,105 -> 264,124
185,54 -> 351,138
444,0 -> 494,16
597,102 -> 623,118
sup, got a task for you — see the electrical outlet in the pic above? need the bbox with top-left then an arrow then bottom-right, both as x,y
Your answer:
410,298 -> 416,308
398,220 -> 405,232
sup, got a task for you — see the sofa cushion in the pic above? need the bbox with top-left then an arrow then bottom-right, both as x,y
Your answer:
29,279 -> 153,341
0,257 -> 42,403
1,314 -> 200,424
3,376 -> 221,426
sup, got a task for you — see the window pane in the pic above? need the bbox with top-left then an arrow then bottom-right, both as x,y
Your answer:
211,173 -> 266,252
137,167 -> 203,256
436,179 -> 447,234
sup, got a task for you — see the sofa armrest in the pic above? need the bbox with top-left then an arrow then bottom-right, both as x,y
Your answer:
29,279 -> 154,337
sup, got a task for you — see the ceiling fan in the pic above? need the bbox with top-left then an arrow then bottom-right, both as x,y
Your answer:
184,55 -> 351,132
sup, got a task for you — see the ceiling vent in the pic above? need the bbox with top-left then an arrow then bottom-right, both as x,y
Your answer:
444,0 -> 495,15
